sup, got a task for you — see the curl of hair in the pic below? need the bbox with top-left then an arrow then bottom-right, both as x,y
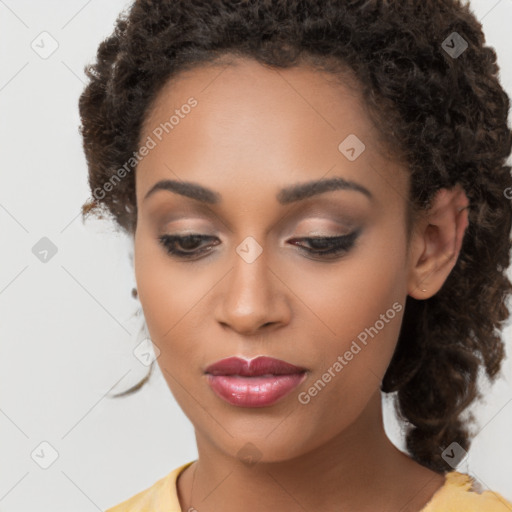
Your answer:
78,0 -> 512,473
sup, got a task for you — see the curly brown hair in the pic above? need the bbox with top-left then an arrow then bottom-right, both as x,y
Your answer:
78,0 -> 512,473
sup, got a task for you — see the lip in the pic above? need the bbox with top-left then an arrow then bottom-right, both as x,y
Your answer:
204,356 -> 307,407
205,356 -> 306,376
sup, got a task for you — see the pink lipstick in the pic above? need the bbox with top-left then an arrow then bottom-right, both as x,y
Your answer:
204,356 -> 307,407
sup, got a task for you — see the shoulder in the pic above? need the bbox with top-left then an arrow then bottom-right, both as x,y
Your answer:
422,471 -> 512,512
105,473 -> 170,512
105,461 -> 194,512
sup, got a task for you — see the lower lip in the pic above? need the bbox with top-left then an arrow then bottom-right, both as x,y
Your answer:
206,373 -> 307,407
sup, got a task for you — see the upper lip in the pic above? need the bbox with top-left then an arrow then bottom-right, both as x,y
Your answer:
205,356 -> 306,376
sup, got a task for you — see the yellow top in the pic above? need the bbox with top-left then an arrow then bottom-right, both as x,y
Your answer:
105,461 -> 512,511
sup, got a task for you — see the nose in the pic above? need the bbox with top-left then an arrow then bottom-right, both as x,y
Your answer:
214,248 -> 291,336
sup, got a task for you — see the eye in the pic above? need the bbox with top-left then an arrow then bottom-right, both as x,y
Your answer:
158,234 -> 219,259
288,231 -> 360,260
158,230 -> 360,261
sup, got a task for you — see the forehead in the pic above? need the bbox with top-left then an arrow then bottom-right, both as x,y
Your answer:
136,58 -> 407,211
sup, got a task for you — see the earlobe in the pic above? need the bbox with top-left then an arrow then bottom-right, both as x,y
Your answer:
407,183 -> 470,299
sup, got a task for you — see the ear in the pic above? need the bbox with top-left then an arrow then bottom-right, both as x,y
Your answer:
407,183 -> 470,299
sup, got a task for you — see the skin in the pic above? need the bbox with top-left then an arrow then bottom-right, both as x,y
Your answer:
133,57 -> 469,511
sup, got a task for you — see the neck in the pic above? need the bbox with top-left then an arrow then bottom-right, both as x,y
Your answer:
177,391 -> 444,512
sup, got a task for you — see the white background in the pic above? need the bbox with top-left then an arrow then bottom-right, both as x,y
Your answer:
1,0 -> 511,510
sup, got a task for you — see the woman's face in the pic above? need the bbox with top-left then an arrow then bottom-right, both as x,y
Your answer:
134,58 -> 414,461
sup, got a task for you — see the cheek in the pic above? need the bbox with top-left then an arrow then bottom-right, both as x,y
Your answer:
302,231 -> 408,387
134,228 -> 171,338
291,237 -> 407,432
286,228 -> 407,344
133,225 -> 219,386
134,212 -> 408,370
134,226 -> 203,339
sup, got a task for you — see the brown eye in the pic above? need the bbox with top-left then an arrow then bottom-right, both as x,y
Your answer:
158,234 -> 220,259
157,229 -> 361,262
288,230 -> 360,259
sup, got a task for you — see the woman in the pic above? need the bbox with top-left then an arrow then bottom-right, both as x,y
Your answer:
78,0 -> 512,510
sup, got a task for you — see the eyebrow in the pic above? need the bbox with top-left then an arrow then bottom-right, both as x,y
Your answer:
143,176 -> 373,205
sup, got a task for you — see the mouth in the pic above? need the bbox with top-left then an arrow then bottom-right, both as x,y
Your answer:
204,356 -> 307,407
204,355 -> 307,376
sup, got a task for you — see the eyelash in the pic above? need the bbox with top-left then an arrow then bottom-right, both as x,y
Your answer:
157,231 -> 359,261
